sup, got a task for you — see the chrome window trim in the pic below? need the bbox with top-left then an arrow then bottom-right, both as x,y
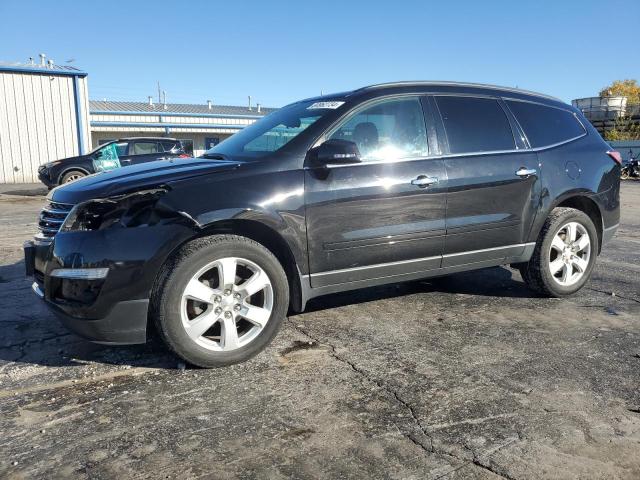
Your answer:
305,154 -> 438,169
305,93 -> 588,170
526,133 -> 587,151
303,133 -> 586,169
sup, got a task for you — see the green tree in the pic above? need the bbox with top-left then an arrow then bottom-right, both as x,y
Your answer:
599,79 -> 640,140
605,116 -> 640,141
599,79 -> 640,104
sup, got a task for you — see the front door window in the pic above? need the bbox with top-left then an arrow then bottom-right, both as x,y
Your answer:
327,97 -> 428,161
92,142 -> 126,172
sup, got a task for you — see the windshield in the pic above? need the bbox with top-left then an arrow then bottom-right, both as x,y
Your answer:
88,142 -> 112,155
203,100 -> 343,159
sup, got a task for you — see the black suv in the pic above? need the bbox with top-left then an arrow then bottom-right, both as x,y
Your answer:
37,137 -> 188,188
25,82 -> 621,367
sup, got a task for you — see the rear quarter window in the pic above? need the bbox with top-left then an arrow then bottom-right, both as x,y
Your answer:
161,141 -> 180,152
506,100 -> 585,148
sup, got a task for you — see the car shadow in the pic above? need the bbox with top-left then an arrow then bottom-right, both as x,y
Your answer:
0,259 -> 175,369
303,265 -> 537,313
0,258 -> 536,369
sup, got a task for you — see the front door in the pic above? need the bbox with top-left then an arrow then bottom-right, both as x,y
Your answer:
432,95 -> 541,267
305,96 -> 447,287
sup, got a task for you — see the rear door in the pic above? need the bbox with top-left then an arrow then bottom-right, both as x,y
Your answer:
126,140 -> 164,165
305,95 -> 447,287
432,95 -> 540,267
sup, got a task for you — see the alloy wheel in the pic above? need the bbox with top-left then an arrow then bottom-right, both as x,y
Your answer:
64,174 -> 83,183
180,257 -> 273,351
548,221 -> 591,287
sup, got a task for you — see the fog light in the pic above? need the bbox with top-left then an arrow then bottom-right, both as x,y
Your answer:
50,268 -> 109,280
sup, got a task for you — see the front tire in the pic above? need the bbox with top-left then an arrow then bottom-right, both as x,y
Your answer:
519,207 -> 598,297
151,235 -> 289,368
60,170 -> 86,184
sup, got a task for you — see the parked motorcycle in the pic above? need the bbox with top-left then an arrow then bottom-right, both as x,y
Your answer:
621,153 -> 640,180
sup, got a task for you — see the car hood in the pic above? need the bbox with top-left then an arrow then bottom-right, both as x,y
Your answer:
47,155 -> 85,166
49,158 -> 241,204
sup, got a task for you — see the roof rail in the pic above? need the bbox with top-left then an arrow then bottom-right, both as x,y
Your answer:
354,81 -> 563,102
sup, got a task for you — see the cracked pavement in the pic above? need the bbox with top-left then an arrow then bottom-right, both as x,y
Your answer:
0,182 -> 639,479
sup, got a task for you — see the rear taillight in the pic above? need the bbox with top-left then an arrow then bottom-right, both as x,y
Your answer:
179,154 -> 190,158
607,151 -> 622,165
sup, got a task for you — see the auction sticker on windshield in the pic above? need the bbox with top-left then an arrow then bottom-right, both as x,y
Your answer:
308,101 -> 345,109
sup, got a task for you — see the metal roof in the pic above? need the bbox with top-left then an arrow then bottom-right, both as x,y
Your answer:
0,61 -> 87,77
89,100 -> 276,117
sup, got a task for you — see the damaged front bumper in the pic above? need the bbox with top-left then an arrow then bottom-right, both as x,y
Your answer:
25,219 -> 198,344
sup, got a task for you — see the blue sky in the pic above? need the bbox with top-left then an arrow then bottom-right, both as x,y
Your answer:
2,0 -> 638,107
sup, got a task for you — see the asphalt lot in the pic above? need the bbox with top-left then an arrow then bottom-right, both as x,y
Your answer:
0,182 -> 639,479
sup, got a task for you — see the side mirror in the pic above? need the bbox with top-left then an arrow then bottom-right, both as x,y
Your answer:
312,139 -> 361,165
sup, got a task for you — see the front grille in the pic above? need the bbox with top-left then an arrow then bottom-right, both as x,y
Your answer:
36,200 -> 74,241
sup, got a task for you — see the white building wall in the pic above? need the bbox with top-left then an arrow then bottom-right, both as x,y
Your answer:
0,71 -> 90,183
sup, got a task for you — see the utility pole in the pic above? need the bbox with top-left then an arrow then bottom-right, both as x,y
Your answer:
157,81 -> 161,104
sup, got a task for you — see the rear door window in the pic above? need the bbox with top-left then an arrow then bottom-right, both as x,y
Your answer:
132,142 -> 159,155
435,96 -> 515,154
506,100 -> 585,148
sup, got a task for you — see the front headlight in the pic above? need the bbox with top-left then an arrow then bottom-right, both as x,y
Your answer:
60,188 -> 168,232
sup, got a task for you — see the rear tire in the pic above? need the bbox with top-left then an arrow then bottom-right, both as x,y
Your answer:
519,207 -> 598,297
151,235 -> 289,368
60,170 -> 86,184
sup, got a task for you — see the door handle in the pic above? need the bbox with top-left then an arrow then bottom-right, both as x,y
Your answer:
516,167 -> 537,177
411,175 -> 438,188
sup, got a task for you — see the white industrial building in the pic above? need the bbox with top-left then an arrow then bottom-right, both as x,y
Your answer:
0,60 -> 91,183
0,58 -> 273,183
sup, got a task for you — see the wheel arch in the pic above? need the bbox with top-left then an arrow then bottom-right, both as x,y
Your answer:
58,166 -> 91,184
161,218 -> 305,314
553,194 -> 604,253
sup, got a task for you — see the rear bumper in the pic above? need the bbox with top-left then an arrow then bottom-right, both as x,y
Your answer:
32,282 -> 148,344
